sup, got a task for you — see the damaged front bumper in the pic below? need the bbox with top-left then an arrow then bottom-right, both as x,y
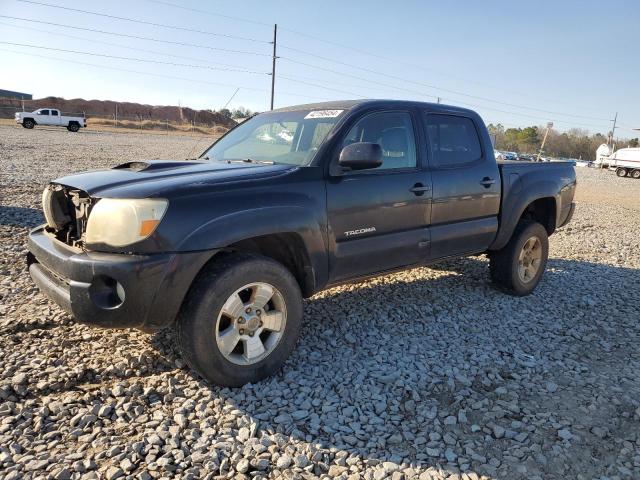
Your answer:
27,226 -> 214,332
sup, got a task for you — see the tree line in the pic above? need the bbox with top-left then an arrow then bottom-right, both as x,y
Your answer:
487,124 -> 638,160
207,106 -> 257,120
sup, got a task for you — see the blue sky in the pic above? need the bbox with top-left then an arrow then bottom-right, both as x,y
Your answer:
0,0 -> 638,136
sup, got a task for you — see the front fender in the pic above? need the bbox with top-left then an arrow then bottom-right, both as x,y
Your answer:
178,205 -> 329,291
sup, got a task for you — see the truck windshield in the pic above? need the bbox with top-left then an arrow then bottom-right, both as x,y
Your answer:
201,109 -> 344,166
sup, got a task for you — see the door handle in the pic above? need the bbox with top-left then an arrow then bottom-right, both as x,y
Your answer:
410,183 -> 431,196
480,177 -> 496,188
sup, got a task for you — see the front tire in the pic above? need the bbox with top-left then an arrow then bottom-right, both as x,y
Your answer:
23,119 -> 35,129
489,220 -> 549,296
176,253 -> 303,387
616,167 -> 628,177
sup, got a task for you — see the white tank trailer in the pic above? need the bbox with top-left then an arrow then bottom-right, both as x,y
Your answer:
595,144 -> 640,179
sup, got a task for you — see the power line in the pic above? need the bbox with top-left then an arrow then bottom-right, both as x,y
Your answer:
276,72 -> 422,99
134,0 -> 611,122
5,2 -> 620,128
0,21 -> 268,72
278,75 -> 367,98
279,57 -> 608,128
279,44 -> 611,122
143,0 -> 272,28
450,98 -> 608,129
15,0 -> 271,44
0,48 -> 334,103
276,27 -> 609,118
0,41 -> 270,75
279,57 -> 439,100
278,73 -> 607,129
0,15 -> 272,57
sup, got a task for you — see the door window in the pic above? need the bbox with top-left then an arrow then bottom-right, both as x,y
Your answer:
343,111 -> 417,170
424,114 -> 482,168
51,110 -> 59,116
40,109 -> 50,115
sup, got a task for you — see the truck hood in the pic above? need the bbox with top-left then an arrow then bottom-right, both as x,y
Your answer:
53,160 -> 296,198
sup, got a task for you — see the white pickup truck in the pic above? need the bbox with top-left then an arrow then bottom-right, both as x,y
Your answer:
15,108 -> 86,132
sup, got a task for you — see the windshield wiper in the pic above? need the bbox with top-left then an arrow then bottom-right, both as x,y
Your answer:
227,158 -> 274,165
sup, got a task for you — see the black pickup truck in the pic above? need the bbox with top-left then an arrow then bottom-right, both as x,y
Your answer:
27,100 -> 576,386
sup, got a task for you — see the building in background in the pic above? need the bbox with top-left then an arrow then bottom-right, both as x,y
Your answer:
0,89 -> 32,100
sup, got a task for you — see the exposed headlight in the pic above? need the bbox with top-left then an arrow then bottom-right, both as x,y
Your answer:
85,198 -> 168,247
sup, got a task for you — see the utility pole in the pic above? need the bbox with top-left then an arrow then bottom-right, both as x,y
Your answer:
270,24 -> 277,111
537,122 -> 553,162
609,112 -> 618,147
115,103 -> 118,128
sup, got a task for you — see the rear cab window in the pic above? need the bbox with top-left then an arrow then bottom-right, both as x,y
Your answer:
424,113 -> 483,168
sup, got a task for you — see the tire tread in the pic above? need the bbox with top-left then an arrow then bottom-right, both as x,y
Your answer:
489,220 -> 548,296
175,252 -> 302,387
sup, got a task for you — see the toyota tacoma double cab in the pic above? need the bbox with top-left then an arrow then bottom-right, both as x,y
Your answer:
16,108 -> 86,132
27,100 -> 576,386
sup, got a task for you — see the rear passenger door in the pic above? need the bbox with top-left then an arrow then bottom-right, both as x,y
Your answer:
423,112 -> 500,259
50,109 -> 61,125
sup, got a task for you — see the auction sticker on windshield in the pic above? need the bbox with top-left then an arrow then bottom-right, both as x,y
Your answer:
304,110 -> 344,119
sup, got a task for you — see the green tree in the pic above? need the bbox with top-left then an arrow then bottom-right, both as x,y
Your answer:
628,138 -> 639,148
486,123 -> 505,149
517,127 -> 540,152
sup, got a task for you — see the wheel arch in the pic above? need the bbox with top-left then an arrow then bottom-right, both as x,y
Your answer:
223,232 -> 316,297
177,206 -> 328,297
520,197 -> 556,235
490,184 -> 559,251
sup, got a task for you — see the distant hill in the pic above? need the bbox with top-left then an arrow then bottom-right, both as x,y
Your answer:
0,96 -> 237,128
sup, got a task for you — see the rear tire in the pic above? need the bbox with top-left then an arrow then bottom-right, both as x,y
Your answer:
631,169 -> 640,179
67,122 -> 80,132
176,253 -> 303,387
23,119 -> 35,129
616,167 -> 628,177
489,220 -> 549,296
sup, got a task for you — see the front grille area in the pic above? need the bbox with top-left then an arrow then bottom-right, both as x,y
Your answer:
42,184 -> 94,247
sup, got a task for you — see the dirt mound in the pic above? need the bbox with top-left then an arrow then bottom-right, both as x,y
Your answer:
0,96 -> 236,128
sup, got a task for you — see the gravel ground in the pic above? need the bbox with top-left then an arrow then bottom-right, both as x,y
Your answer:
1,125 -> 639,480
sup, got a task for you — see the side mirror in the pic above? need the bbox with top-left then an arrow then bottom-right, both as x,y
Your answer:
338,142 -> 383,171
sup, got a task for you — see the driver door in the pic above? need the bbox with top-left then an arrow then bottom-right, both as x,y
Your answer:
326,110 -> 432,282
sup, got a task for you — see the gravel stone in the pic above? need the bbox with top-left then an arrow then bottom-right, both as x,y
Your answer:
105,466 -> 124,480
558,429 -> 573,441
276,454 -> 292,469
1,127 -> 639,480
236,458 -> 250,473
444,415 -> 457,426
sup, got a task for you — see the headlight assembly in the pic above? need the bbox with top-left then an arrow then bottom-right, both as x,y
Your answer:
85,198 -> 168,247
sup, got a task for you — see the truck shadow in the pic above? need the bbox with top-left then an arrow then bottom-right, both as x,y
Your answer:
150,256 -> 639,479
0,205 -> 44,228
